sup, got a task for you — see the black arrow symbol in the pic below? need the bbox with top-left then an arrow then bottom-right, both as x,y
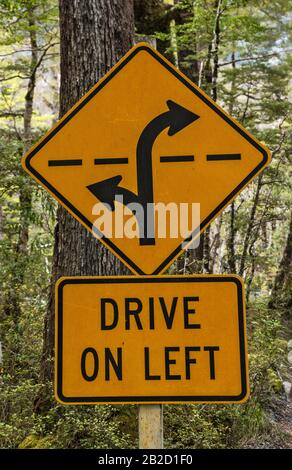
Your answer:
87,100 -> 199,245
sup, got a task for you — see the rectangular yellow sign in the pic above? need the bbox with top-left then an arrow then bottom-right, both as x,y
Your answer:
55,275 -> 249,404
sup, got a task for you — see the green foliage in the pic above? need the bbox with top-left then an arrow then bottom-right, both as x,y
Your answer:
164,405 -> 228,448
30,404 -> 133,449
0,380 -> 133,448
163,299 -> 289,449
248,300 -> 288,400
0,380 -> 39,448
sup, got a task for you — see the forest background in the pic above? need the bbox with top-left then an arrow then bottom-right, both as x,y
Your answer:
0,0 -> 291,449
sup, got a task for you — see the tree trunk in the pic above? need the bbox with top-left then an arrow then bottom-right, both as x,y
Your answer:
203,225 -> 211,273
227,202 -> 237,273
211,0 -> 221,102
226,51 -> 237,273
177,0 -> 200,85
3,6 -> 38,322
39,0 -> 134,394
269,210 -> 292,309
239,174 -> 263,277
210,213 -> 223,273
245,251 -> 256,305
199,0 -> 222,273
19,6 -> 38,255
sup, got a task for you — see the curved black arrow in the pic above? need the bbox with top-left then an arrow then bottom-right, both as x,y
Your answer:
87,100 -> 199,245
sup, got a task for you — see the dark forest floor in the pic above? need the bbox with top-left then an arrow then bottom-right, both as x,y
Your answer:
243,398 -> 292,449
274,400 -> 292,448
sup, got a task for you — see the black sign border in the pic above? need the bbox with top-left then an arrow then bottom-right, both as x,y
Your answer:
56,276 -> 248,403
24,44 -> 268,275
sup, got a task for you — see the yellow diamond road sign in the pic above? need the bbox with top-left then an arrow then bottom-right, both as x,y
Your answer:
22,43 -> 271,275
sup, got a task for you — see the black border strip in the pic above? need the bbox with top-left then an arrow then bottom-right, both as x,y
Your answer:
56,276 -> 248,403
25,45 -> 268,275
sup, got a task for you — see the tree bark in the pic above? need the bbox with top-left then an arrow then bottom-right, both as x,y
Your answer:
19,6 -> 38,254
177,0 -> 200,85
239,174 -> 263,277
210,213 -> 223,273
203,225 -> 211,273
3,6 -> 38,322
134,0 -> 171,37
211,0 -> 222,102
245,248 -> 256,305
205,0 -> 223,273
269,210 -> 292,309
199,0 -> 222,273
226,51 -> 237,273
39,0 -> 134,393
227,202 -> 237,273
